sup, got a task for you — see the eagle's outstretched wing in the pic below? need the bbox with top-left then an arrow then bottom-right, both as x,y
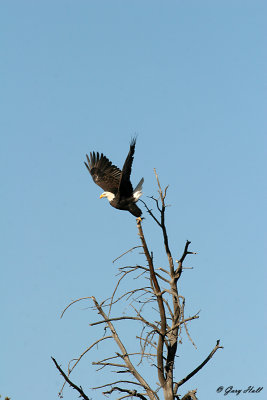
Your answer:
84,152 -> 121,194
118,138 -> 136,198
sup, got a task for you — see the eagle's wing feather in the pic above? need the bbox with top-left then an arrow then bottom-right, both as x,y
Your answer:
118,138 -> 136,198
85,152 -> 121,193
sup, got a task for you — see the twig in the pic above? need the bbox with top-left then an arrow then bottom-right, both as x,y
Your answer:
175,241 -> 196,278
90,315 -> 159,332
179,296 -> 197,349
174,340 -> 223,392
139,199 -> 161,227
113,246 -> 142,263
60,336 -> 112,394
92,361 -> 127,369
103,386 -> 148,400
60,297 -> 92,318
93,380 -> 145,390
51,357 -> 90,400
180,389 -> 198,400
166,314 -> 199,335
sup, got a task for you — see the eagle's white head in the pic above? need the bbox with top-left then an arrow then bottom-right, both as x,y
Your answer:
100,191 -> 115,202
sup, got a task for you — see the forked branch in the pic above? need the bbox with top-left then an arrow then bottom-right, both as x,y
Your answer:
51,357 -> 90,400
174,340 -> 224,393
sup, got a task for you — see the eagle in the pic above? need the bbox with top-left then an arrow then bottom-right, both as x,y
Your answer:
84,138 -> 144,217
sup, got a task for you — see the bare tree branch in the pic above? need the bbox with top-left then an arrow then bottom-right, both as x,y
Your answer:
139,199 -> 162,227
93,380 -> 146,390
90,315 -> 160,332
59,335 -> 113,394
113,246 -> 143,263
166,314 -> 200,335
51,357 -> 90,400
92,361 -> 128,369
174,340 -> 224,392
179,296 -> 197,349
91,296 -> 158,400
175,240 -> 196,279
60,296 -> 92,318
180,389 -> 198,400
103,386 -> 148,400
137,218 -> 166,388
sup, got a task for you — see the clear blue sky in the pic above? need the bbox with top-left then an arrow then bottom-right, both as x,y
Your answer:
1,1 -> 266,399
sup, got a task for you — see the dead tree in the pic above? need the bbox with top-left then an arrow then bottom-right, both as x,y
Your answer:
52,170 -> 223,399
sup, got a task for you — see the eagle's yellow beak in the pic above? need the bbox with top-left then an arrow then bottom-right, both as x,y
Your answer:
99,194 -> 105,199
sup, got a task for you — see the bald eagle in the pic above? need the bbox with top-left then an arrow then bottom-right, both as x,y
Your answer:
84,138 -> 143,217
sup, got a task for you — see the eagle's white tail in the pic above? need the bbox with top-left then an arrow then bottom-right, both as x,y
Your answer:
133,178 -> 144,201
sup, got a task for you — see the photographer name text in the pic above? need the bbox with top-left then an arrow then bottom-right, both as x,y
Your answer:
216,386 -> 263,396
